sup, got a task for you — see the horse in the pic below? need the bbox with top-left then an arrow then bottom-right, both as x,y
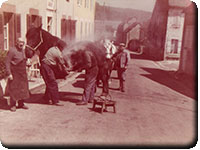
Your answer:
62,40 -> 113,95
25,26 -> 112,95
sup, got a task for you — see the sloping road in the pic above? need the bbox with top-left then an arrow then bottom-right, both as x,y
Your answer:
0,58 -> 196,148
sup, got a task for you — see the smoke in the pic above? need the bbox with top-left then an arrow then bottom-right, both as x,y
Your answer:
62,41 -> 92,70
61,28 -> 117,70
61,40 -> 108,71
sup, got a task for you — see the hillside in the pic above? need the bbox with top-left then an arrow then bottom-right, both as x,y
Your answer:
95,2 -> 152,23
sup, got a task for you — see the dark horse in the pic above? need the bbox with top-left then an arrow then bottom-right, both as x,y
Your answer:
25,26 -> 112,95
25,25 -> 66,61
62,40 -> 113,95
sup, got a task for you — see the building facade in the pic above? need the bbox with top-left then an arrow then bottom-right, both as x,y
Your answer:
0,0 -> 96,78
147,0 -> 169,60
179,3 -> 197,78
164,8 -> 185,59
148,0 -> 192,60
125,23 -> 141,46
74,0 -> 96,41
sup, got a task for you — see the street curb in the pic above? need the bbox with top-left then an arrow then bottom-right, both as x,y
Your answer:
29,71 -> 80,92
153,61 -> 179,71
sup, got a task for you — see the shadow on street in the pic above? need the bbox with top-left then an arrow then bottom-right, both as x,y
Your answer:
24,92 -> 82,105
141,67 -> 196,99
72,80 -> 84,88
130,53 -> 152,60
59,91 -> 82,103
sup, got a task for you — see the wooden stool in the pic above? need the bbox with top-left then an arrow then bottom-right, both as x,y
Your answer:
93,95 -> 116,113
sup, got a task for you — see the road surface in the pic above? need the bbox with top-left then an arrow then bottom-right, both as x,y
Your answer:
0,57 -> 197,148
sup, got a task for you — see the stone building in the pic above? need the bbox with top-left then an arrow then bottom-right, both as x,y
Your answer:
74,0 -> 96,41
178,3 -> 197,78
0,0 -> 96,96
0,0 -> 96,77
147,0 -> 169,60
147,0 -> 192,61
164,6 -> 185,59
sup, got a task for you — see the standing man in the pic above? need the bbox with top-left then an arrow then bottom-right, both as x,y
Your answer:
114,43 -> 130,92
5,38 -> 30,112
76,50 -> 99,105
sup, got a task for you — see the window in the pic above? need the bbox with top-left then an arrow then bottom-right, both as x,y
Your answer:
47,16 -> 52,33
171,39 -> 179,54
171,16 -> 181,29
3,23 -> 9,50
85,0 -> 89,8
80,21 -> 83,39
3,13 -> 10,51
90,0 -> 93,10
31,15 -> 37,25
77,0 -> 82,6
88,23 -> 90,35
85,22 -> 87,36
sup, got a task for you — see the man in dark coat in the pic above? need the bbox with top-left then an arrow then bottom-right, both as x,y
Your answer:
5,38 -> 30,112
113,43 -> 130,92
76,50 -> 99,105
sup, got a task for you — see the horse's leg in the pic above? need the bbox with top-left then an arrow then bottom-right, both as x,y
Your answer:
101,68 -> 109,96
108,60 -> 115,83
96,73 -> 101,87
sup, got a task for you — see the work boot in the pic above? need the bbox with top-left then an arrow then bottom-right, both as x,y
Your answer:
17,100 -> 29,109
10,106 -> 16,112
17,105 -> 29,109
88,100 -> 93,103
52,102 -> 64,106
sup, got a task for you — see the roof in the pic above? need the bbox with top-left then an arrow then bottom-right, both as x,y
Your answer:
124,22 -> 141,33
183,2 -> 197,14
169,0 -> 192,8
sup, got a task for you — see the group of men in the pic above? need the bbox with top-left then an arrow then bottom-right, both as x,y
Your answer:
4,37 -> 130,111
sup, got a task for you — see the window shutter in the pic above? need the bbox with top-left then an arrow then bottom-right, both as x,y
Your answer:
66,20 -> 70,40
15,14 -> 21,42
36,15 -> 42,27
39,16 -> 42,27
0,13 -> 4,50
9,14 -> 15,48
68,19 -> 72,40
61,19 -> 66,40
27,14 -> 31,32
71,20 -> 76,41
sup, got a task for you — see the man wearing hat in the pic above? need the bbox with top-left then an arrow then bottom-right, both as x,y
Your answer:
113,43 -> 130,92
5,37 -> 30,111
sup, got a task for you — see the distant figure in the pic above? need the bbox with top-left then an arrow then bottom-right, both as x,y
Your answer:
114,43 -> 130,92
5,38 -> 30,112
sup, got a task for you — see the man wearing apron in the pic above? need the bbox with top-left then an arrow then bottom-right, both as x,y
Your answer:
5,38 -> 30,112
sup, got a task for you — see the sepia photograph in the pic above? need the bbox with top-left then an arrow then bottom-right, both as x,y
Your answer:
0,0 -> 198,148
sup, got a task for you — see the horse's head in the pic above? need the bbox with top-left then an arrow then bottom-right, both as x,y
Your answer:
68,49 -> 86,71
25,25 -> 43,58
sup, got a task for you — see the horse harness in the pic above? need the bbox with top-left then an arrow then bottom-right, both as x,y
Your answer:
25,30 -> 43,52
